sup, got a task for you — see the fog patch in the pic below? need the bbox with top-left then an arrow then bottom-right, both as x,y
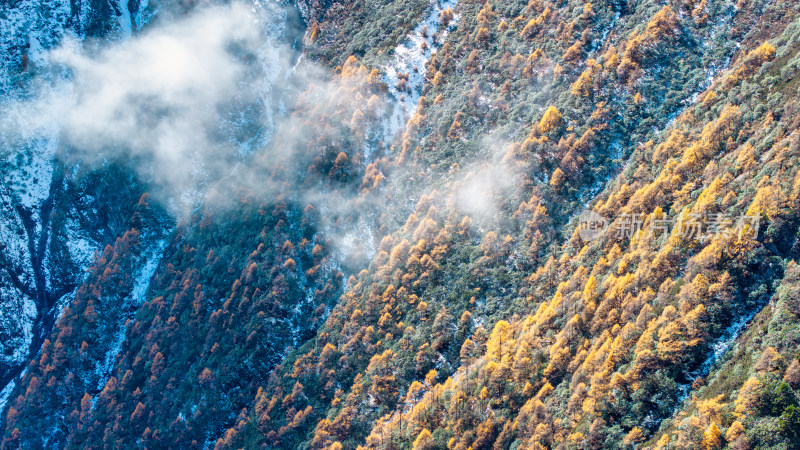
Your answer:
1,1 -> 295,215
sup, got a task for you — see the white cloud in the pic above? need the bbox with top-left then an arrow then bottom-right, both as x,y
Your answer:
1,1 -> 293,212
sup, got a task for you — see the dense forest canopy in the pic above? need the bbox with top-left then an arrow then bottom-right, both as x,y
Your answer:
0,0 -> 799,448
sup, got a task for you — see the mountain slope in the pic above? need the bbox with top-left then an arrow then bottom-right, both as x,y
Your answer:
0,0 -> 173,409
1,0 -> 799,448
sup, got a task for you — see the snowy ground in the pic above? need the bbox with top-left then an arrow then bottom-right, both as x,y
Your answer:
0,135 -> 61,381
0,0 -> 73,93
94,238 -> 168,391
381,0 -> 460,145
0,0 -> 91,399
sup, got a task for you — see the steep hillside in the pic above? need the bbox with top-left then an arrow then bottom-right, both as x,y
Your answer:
0,0 -> 114,396
1,0 -> 799,448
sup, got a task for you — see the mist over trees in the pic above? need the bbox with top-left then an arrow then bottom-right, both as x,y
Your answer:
1,0 -> 800,448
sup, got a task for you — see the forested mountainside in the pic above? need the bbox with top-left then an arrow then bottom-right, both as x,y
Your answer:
1,0 -> 800,448
0,0 -> 150,398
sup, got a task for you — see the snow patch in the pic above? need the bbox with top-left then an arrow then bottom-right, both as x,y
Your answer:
133,0 -> 156,32
119,0 -> 133,38
669,302 -> 768,424
0,287 -> 38,371
0,380 -> 15,413
95,238 -> 168,390
2,134 -> 57,211
131,239 -> 168,304
0,0 -> 73,82
64,216 -> 98,270
381,0 -> 460,146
